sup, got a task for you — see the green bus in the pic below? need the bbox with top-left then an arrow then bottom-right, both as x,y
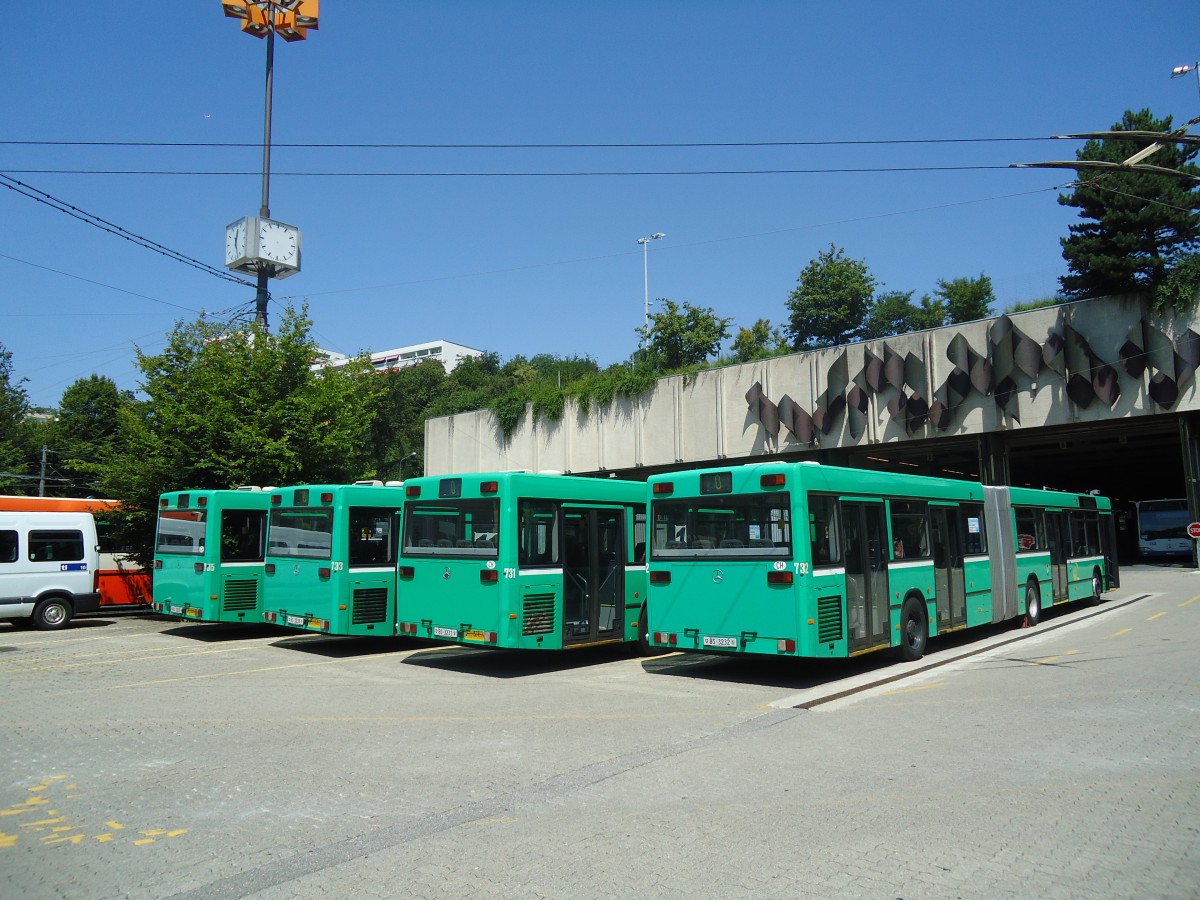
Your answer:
261,482 -> 405,636
645,462 -> 1117,661
396,472 -> 647,651
152,487 -> 273,623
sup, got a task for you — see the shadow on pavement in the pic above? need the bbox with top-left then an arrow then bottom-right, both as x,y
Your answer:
403,642 -> 637,678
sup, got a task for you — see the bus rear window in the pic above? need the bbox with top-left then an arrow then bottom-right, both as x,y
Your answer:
157,512 -> 208,556
268,509 -> 334,560
650,493 -> 790,559
402,500 -> 499,558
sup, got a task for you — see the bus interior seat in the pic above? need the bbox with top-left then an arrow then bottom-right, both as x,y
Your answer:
456,539 -> 474,548
436,539 -> 453,548
720,539 -> 744,548
418,539 -> 433,547
750,538 -> 774,548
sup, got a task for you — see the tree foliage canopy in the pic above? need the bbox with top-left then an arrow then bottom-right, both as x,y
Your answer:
935,274 -> 994,324
786,245 -> 878,348
1059,108 -> 1200,304
637,299 -> 732,370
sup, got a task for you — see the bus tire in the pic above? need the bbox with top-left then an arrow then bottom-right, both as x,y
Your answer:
636,606 -> 651,657
1025,581 -> 1041,626
897,596 -> 928,662
33,597 -> 72,631
1089,568 -> 1103,606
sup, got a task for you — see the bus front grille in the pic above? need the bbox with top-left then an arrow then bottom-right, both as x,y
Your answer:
352,588 -> 389,624
223,578 -> 259,611
522,594 -> 555,635
817,595 -> 843,644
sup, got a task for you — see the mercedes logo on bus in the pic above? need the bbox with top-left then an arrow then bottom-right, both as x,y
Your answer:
712,569 -> 724,584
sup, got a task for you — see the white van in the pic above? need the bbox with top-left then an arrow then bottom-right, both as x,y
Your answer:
0,511 -> 102,630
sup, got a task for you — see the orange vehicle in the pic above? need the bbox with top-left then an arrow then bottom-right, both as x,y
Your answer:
0,496 -> 152,607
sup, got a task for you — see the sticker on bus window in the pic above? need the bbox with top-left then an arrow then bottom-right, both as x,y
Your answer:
967,518 -> 980,534
749,525 -> 761,541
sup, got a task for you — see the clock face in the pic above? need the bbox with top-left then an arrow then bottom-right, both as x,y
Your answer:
258,220 -> 298,265
224,219 -> 247,265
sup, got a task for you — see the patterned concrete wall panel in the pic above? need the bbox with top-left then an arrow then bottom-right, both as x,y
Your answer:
600,396 -> 640,471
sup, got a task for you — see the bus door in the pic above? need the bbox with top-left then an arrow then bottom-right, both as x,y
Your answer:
562,505 -> 624,644
930,505 -> 967,630
841,501 -> 889,653
1046,511 -> 1070,601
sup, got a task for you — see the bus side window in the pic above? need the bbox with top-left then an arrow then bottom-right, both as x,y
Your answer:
808,494 -> 839,564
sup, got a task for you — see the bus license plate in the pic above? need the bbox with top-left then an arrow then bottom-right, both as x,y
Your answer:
464,629 -> 487,642
169,605 -> 183,615
286,615 -> 305,626
703,636 -> 738,648
433,626 -> 458,638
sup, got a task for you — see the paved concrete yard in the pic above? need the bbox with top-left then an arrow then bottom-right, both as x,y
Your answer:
1,564 -> 1197,898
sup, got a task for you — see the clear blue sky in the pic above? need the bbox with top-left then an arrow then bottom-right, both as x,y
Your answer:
3,2 -> 1197,409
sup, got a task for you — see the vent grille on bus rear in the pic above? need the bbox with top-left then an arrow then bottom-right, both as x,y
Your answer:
522,593 -> 555,635
223,578 -> 259,612
817,595 -> 843,644
352,588 -> 389,624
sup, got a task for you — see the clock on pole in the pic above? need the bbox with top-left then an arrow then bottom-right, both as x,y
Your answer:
224,215 -> 302,279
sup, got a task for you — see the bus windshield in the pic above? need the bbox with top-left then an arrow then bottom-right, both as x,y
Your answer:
156,512 -> 208,555
402,499 -> 500,558
651,493 -> 791,558
1137,500 -> 1188,541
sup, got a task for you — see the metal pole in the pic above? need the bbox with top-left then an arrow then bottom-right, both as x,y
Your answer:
255,4 -> 276,330
642,239 -> 650,349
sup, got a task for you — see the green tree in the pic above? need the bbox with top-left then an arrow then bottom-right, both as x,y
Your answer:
48,375 -> 134,496
1058,108 -> 1200,304
637,299 -> 732,370
786,245 -> 877,348
0,343 -> 33,489
363,361 -> 447,481
101,306 -> 376,564
862,291 -> 922,339
935,274 -> 994,324
731,319 -> 789,362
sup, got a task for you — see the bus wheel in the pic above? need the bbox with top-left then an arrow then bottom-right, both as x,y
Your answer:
33,598 -> 72,631
1025,582 -> 1041,626
1089,569 -> 1103,606
636,608 -> 651,657
898,597 -> 928,662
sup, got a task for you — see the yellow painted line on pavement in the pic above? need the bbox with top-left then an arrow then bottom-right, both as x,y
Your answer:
883,682 -> 947,696
1147,611 -> 1168,621
1180,594 -> 1200,608
1029,649 -> 1079,666
1105,628 -> 1133,639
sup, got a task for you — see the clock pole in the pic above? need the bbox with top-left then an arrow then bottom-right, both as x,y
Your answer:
220,0 -> 319,331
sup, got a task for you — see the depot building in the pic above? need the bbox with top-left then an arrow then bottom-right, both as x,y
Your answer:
424,294 -> 1200,563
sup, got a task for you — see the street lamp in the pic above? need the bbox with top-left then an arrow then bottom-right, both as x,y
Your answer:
636,232 -> 665,348
1173,61 -> 1200,104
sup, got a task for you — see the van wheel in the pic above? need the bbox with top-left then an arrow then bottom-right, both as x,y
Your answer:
1025,582 -> 1041,626
33,598 -> 72,631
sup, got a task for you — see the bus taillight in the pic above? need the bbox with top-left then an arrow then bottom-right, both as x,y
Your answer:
760,473 -> 786,488
652,482 -> 674,495
399,566 -> 414,578
653,632 -> 678,646
480,481 -> 498,494
194,562 -> 205,574
480,569 -> 498,583
153,559 -> 162,569
766,571 -> 793,585
777,638 -> 796,653
318,567 -> 331,579
265,563 -> 275,575
649,570 -> 671,584
398,621 -> 418,635
320,492 -> 333,504
406,485 -> 421,498
263,611 -> 277,623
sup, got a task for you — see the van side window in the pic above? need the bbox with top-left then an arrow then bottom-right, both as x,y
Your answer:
28,530 -> 85,563
0,530 -> 17,564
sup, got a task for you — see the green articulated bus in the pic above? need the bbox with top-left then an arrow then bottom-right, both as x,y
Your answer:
152,487 -> 273,623
645,462 -> 1117,661
262,482 -> 405,636
395,472 -> 647,651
